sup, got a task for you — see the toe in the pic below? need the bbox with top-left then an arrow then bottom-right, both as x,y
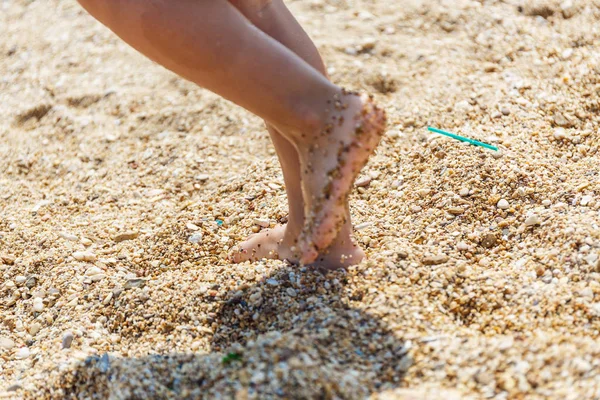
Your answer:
229,246 -> 248,263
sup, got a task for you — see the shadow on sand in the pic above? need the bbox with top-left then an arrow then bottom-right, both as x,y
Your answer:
47,266 -> 409,399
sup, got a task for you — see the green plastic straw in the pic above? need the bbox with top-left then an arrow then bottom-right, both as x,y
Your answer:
427,126 -> 498,151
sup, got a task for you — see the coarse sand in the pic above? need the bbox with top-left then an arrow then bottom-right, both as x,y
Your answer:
1,0 -> 599,398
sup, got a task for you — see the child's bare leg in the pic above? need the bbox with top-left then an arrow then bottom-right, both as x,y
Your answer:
228,0 -> 363,268
77,0 -> 386,265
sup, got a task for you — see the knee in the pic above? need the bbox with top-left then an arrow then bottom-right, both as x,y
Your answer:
77,0 -> 120,25
77,0 -> 102,13
229,0 -> 273,13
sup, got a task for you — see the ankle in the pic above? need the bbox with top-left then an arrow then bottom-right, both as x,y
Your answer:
282,218 -> 302,240
288,88 -> 362,144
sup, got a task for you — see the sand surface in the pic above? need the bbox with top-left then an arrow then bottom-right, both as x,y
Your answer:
1,0 -> 600,398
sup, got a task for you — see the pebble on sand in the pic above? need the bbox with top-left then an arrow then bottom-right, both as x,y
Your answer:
25,276 -> 37,289
355,176 -> 372,187
15,347 -> 30,360
417,188 -> 431,198
397,354 -> 414,372
124,278 -> 147,289
553,113 -> 573,128
253,219 -> 271,228
85,266 -> 106,282
411,205 -> 422,213
73,251 -> 97,262
186,223 -> 200,231
456,242 -> 470,251
422,254 -> 449,265
553,128 -> 567,140
481,233 -> 498,249
447,206 -> 464,215
62,332 -> 75,349
354,222 -> 374,230
32,298 -> 44,312
188,233 -> 203,244
28,322 -> 42,336
85,266 -> 103,276
58,232 -> 79,242
524,214 -> 541,226
580,195 -> 592,206
497,199 -> 510,210
0,336 -> 15,350
113,231 -> 139,242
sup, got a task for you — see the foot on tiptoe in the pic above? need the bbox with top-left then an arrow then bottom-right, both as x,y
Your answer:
230,223 -> 365,270
295,92 -> 386,265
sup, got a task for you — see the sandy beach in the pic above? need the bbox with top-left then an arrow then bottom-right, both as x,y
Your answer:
1,0 -> 599,398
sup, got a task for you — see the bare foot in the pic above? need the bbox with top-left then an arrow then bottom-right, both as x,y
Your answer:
230,224 -> 365,270
295,92 -> 386,265
230,226 -> 286,264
